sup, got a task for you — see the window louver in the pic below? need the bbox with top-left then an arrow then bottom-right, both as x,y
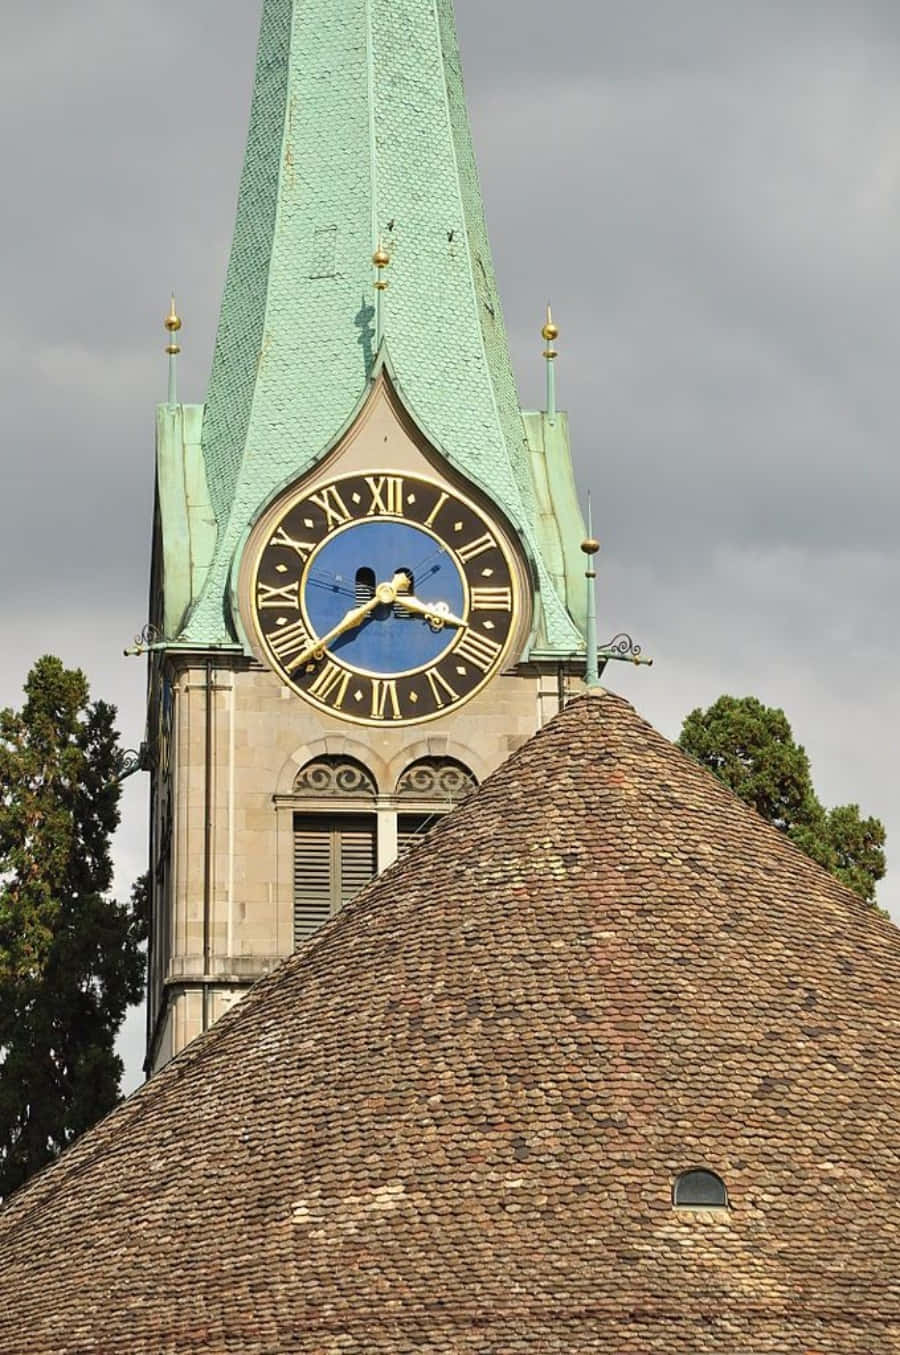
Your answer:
293,814 -> 376,947
397,813 -> 440,859
338,823 -> 377,904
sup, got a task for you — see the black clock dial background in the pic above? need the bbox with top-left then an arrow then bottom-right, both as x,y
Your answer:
251,471 -> 519,724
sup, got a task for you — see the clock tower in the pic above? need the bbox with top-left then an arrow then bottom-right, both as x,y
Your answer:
145,0 -> 590,1072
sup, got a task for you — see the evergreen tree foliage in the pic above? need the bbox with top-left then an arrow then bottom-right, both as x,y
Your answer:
679,695 -> 887,905
0,657 -> 146,1199
825,803 -> 888,902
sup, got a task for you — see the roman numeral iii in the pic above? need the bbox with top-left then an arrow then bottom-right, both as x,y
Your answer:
470,587 -> 512,611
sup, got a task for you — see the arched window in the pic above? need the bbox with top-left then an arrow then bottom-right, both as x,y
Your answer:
293,757 -> 377,946
395,757 -> 477,857
295,757 -> 376,801
396,757 -> 477,805
673,1169 -> 728,1209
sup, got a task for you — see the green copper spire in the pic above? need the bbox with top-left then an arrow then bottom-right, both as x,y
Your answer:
175,0 -> 585,654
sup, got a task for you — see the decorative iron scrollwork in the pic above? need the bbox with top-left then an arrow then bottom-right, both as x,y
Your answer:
116,743 -> 150,784
600,632 -> 643,660
295,757 -> 377,800
396,758 -> 477,804
134,623 -> 163,649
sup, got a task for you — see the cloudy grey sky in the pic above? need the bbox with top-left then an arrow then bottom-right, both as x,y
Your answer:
2,1 -> 898,1088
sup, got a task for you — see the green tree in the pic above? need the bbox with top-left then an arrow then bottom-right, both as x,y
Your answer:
825,803 -> 887,901
0,657 -> 146,1199
678,695 -> 886,905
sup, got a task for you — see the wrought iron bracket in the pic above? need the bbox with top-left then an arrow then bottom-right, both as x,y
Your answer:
597,633 -> 653,678
124,624 -> 167,657
116,743 -> 151,784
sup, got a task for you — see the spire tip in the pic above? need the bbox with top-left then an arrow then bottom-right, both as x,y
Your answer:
165,293 -> 182,340
165,292 -> 182,405
583,493 -> 601,688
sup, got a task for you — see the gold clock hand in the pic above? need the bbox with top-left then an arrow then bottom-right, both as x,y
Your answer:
285,572 -> 409,672
400,596 -> 467,630
286,598 -> 379,672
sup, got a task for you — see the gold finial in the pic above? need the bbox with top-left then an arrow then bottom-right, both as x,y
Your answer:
581,537 -> 600,556
165,294 -> 182,355
373,243 -> 390,290
542,303 -> 559,356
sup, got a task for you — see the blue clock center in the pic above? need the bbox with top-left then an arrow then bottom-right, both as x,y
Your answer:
303,521 -> 466,675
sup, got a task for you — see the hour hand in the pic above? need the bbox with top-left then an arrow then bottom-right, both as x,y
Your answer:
400,595 -> 467,630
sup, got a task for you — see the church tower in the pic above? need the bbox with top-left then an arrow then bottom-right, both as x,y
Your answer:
145,0 -> 589,1072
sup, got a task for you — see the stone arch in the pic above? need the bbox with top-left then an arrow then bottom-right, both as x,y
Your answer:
395,757 -> 478,806
276,735 -> 390,797
295,755 -> 377,801
385,736 -> 489,792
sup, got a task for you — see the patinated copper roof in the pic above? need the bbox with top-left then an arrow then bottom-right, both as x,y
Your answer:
1,690 -> 898,1352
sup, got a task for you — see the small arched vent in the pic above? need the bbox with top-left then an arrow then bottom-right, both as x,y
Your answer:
355,567 -> 376,603
295,756 -> 377,801
673,1169 -> 728,1209
393,566 -> 415,618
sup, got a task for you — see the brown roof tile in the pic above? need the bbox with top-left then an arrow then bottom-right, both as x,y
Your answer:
1,690 -> 899,1352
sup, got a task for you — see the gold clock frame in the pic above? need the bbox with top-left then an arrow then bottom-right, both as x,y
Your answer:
242,467 -> 530,727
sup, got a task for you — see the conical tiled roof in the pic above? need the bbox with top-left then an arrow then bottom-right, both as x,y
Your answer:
2,691 -> 899,1353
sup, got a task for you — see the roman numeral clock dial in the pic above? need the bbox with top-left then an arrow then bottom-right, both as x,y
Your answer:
249,471 -> 522,725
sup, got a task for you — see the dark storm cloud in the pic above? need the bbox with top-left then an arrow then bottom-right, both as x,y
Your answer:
1,2 -> 260,610
1,1 -> 897,1090
460,0 -> 900,83
459,6 -> 900,565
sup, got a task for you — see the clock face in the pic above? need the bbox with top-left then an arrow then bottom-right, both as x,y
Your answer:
249,471 -> 521,724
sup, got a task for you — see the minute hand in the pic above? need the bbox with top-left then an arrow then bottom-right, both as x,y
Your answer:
401,596 -> 467,629
286,571 -> 409,672
285,595 -> 381,672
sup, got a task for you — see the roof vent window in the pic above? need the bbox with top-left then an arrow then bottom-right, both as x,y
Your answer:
673,1169 -> 728,1209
